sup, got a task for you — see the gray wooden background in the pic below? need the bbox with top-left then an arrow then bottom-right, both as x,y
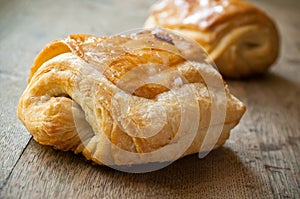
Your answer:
0,0 -> 299,198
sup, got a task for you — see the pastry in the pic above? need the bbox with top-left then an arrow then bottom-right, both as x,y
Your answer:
17,29 -> 245,170
144,0 -> 280,78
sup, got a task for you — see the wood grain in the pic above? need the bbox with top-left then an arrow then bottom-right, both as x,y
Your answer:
0,140 -> 275,198
0,0 -> 300,198
230,73 -> 300,198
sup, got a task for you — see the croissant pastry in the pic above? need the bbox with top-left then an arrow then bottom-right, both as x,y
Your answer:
17,29 -> 245,171
144,0 -> 280,78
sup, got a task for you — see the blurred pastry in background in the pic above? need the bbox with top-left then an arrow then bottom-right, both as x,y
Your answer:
144,0 -> 280,78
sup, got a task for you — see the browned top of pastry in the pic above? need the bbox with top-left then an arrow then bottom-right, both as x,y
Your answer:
150,0 -> 270,31
29,29 -> 208,99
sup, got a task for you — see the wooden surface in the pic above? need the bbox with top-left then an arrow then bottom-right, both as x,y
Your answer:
0,0 -> 299,198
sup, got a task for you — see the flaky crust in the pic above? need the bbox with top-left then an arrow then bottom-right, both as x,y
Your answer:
144,0 -> 280,78
17,29 -> 245,166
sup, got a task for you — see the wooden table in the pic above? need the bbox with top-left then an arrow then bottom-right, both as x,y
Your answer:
0,0 -> 299,198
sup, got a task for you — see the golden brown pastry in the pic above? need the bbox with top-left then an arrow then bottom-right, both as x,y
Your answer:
17,29 -> 245,170
144,0 -> 280,78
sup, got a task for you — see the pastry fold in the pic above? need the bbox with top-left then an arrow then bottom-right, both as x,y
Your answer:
17,29 -> 245,167
144,0 -> 280,78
